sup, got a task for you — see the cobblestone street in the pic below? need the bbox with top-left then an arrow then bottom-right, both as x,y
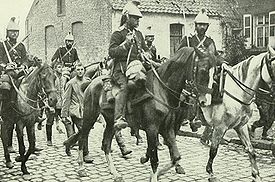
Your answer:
1,122 -> 275,182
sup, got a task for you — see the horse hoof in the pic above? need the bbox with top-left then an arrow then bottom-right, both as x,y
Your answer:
6,162 -> 14,169
114,176 -> 124,182
175,165 -> 185,174
78,170 -> 88,177
15,156 -> 22,162
140,156 -> 149,164
22,170 -> 30,175
252,176 -> 262,182
208,176 -> 219,182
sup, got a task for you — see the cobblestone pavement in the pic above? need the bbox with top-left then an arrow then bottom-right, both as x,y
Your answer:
1,122 -> 275,182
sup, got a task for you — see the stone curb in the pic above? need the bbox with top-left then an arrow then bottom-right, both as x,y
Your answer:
177,130 -> 275,155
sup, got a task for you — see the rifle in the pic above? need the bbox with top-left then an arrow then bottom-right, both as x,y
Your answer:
8,34 -> 30,53
2,41 -> 13,64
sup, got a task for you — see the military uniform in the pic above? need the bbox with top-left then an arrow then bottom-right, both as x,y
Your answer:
51,46 -> 79,69
109,28 -> 148,123
0,40 -> 28,73
178,34 -> 217,55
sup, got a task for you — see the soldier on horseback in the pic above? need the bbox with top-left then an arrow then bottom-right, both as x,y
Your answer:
178,9 -> 218,145
51,32 -> 80,80
0,17 -> 29,153
109,3 -> 149,130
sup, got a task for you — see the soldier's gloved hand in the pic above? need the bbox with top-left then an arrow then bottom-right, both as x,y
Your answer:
125,32 -> 135,44
6,62 -> 16,70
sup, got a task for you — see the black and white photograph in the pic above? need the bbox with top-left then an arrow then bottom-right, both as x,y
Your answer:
0,0 -> 275,181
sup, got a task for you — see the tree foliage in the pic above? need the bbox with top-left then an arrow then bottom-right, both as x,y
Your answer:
224,35 -> 248,65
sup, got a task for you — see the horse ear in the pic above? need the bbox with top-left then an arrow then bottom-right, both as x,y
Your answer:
268,45 -> 275,58
33,56 -> 42,67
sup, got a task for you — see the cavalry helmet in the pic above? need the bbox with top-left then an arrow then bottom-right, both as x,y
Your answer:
194,9 -> 209,24
123,2 -> 142,18
7,17 -> 19,31
64,32 -> 74,41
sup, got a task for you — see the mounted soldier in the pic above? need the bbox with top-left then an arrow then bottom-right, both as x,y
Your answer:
0,17 -> 29,153
178,9 -> 219,145
51,32 -> 80,81
109,2 -> 151,131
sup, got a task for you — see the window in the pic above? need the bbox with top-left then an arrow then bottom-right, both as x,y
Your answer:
57,0 -> 65,16
269,11 -> 275,46
243,14 -> 252,48
256,14 -> 269,47
72,21 -> 84,46
45,25 -> 56,62
170,24 -> 184,56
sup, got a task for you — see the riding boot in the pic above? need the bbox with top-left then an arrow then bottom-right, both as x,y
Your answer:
115,130 -> 132,156
46,125 -> 53,146
114,89 -> 128,130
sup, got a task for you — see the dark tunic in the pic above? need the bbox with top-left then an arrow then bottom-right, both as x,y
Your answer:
0,40 -> 28,70
51,46 -> 79,68
178,35 -> 217,55
109,28 -> 148,70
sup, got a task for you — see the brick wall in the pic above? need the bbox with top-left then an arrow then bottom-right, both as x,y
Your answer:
26,0 -> 112,65
27,0 -> 225,62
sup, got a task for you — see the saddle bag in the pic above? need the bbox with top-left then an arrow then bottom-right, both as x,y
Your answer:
126,60 -> 146,88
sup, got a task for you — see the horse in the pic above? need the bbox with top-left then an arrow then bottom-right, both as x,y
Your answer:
0,60 -> 57,175
197,46 -> 275,182
75,47 -> 218,182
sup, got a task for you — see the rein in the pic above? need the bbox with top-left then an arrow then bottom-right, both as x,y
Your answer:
146,61 -> 196,110
222,54 -> 275,105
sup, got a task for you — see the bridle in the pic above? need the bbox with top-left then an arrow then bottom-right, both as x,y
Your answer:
222,54 -> 275,105
10,66 -> 57,116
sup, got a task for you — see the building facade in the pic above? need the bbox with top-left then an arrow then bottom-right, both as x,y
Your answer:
26,0 -> 239,64
237,0 -> 275,51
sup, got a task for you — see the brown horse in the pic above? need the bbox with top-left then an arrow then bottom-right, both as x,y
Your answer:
76,47 -> 218,182
197,46 -> 275,182
0,61 -> 57,175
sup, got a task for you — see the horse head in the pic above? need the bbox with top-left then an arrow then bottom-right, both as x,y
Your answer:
193,47 -> 218,106
36,61 -> 57,107
261,45 -> 275,90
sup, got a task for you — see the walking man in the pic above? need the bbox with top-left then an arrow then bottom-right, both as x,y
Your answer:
61,63 -> 93,163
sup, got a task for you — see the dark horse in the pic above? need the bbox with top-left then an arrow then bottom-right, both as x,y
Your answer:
0,61 -> 57,174
76,47 -> 217,182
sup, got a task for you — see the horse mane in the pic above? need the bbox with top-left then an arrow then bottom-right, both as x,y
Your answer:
153,47 -> 195,92
231,53 -> 266,82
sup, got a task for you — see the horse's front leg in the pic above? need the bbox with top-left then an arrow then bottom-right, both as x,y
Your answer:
158,127 -> 184,177
234,124 -> 262,182
15,122 -> 29,174
207,125 -> 227,182
102,114 -> 124,182
145,126 -> 159,182
20,123 -> 36,175
1,122 -> 14,168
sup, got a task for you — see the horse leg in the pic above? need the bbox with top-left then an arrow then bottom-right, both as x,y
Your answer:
19,124 -> 35,175
206,126 -> 227,182
101,112 -> 124,182
15,122 -> 29,174
234,124 -> 262,182
144,126 -> 159,182
1,122 -> 14,168
158,128 -> 183,177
